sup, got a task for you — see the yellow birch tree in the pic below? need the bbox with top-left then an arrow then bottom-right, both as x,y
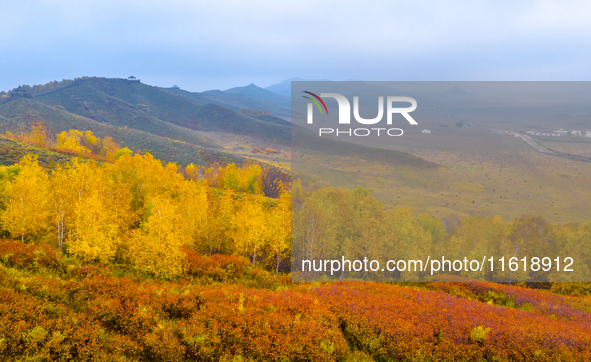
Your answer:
233,194 -> 268,266
267,186 -> 291,274
1,155 -> 50,242
68,190 -> 119,262
128,196 -> 187,278
177,179 -> 208,249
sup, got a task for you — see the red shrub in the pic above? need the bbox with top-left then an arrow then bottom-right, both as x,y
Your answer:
177,285 -> 348,361
183,248 -> 251,281
313,282 -> 591,361
0,239 -> 62,271
0,288 -> 136,361
430,281 -> 591,323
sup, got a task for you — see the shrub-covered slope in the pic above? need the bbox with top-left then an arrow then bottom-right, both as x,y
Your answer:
1,239 -> 590,361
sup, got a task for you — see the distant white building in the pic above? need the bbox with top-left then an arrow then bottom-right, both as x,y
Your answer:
421,129 -> 431,134
570,130 -> 582,136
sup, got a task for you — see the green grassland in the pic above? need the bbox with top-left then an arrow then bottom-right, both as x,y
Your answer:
0,98 -> 242,167
0,137 -> 73,167
36,84 -> 220,149
48,78 -> 292,145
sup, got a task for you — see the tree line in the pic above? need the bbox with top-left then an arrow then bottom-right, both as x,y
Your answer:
292,183 -> 591,282
2,126 -> 590,283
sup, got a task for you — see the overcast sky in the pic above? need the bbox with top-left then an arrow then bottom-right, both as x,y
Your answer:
2,1 -> 591,92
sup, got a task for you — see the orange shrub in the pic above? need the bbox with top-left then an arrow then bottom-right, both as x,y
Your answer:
0,288 -> 137,361
177,285 -> 348,361
313,282 -> 591,361
429,281 -> 591,322
183,248 -> 251,281
0,239 -> 63,271
1,268 -> 347,361
182,248 -> 291,289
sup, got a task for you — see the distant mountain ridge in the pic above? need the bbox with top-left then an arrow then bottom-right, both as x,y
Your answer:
224,83 -> 291,109
162,83 -> 290,117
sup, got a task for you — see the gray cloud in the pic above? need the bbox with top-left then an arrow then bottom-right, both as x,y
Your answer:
2,0 -> 591,92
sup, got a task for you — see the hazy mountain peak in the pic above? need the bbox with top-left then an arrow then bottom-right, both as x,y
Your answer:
265,77 -> 331,97
446,86 -> 468,95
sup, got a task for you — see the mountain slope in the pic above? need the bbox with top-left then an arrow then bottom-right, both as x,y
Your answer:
49,78 -> 291,143
248,114 -> 290,125
36,83 -> 218,149
0,98 -> 242,166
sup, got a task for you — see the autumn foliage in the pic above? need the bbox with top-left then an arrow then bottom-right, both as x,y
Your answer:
1,239 -> 591,361
314,282 -> 591,361
0,240 -> 343,361
2,133 -> 591,361
0,149 -> 291,278
5,122 -> 124,162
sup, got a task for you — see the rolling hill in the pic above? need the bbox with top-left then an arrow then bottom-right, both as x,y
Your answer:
0,97 -> 242,167
34,78 -> 292,145
35,83 -> 219,149
223,83 -> 291,111
0,77 -> 438,171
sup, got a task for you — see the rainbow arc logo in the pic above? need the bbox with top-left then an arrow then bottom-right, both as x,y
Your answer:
302,91 -> 328,115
